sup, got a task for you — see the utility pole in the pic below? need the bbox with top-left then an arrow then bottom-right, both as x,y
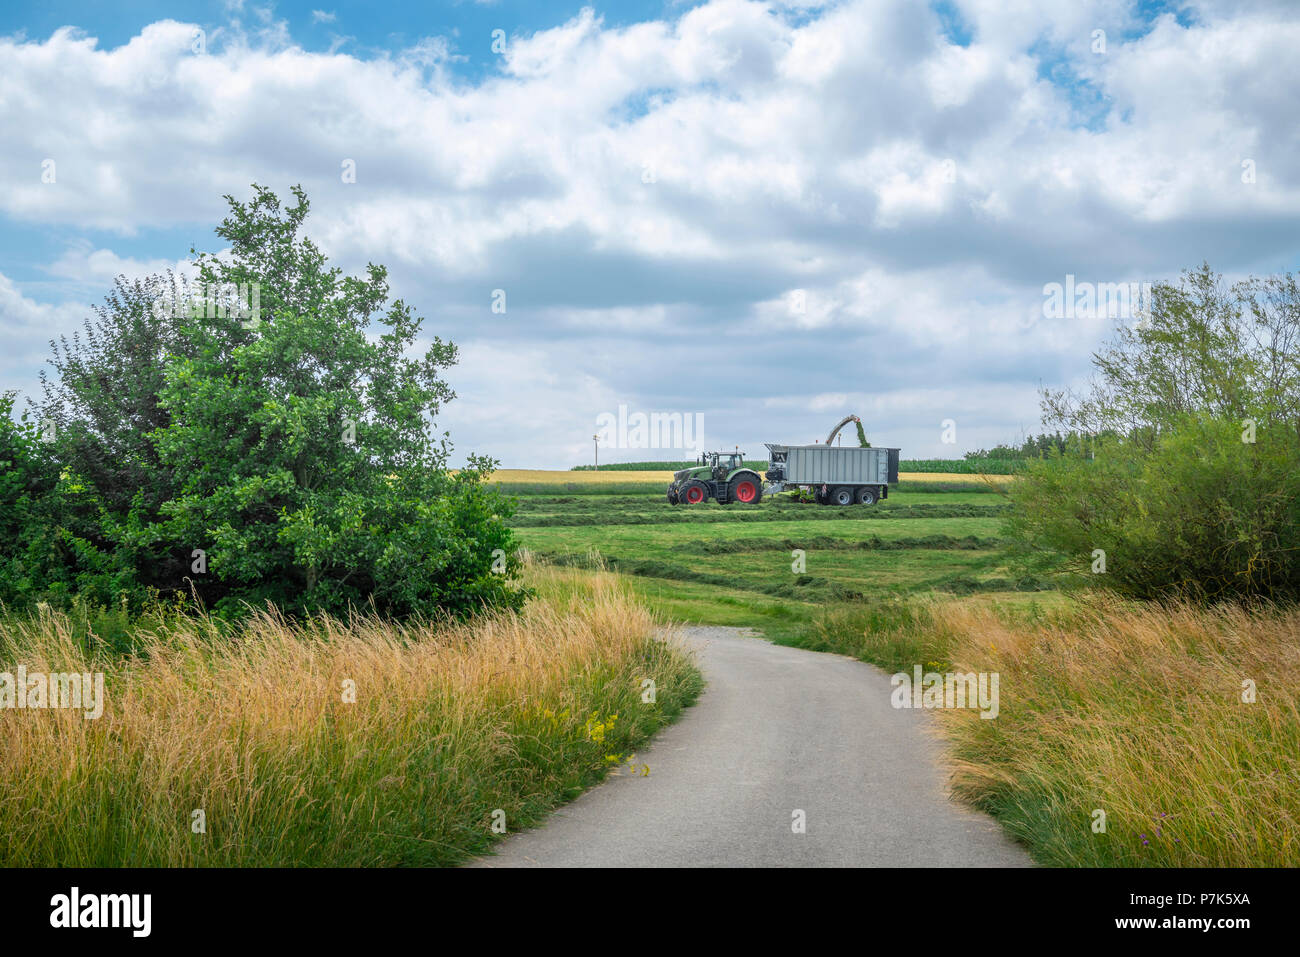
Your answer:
593,434 -> 599,471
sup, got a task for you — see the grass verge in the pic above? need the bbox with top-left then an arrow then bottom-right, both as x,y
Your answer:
0,565 -> 702,867
781,594 -> 1300,866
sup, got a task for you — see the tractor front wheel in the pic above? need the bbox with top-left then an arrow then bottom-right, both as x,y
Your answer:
682,481 -> 709,504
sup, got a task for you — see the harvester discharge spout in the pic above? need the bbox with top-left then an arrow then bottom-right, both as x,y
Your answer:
825,414 -> 870,447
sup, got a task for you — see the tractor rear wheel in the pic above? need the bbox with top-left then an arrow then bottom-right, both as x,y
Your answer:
730,476 -> 762,504
682,480 -> 708,505
856,486 -> 877,506
829,486 -> 854,506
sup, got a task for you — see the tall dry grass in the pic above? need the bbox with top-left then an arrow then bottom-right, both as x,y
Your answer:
937,598 -> 1300,865
802,595 -> 1300,866
0,566 -> 701,866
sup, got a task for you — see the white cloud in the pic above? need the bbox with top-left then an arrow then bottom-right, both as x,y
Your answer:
1,0 -> 1298,465
44,241 -> 192,284
0,274 -> 90,398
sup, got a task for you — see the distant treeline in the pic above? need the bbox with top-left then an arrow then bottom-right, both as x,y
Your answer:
963,431 -> 1104,460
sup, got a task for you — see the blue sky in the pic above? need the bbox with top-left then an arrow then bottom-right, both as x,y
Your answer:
0,1 -> 698,80
2,0 -> 1297,467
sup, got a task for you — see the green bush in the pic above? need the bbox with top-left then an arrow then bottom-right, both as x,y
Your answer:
1008,417 -> 1300,600
1009,264 -> 1300,601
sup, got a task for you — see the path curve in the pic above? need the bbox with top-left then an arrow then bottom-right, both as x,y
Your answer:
473,626 -> 1030,867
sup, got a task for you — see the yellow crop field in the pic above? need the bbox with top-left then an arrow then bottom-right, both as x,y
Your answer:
489,469 -> 678,483
900,472 -> 1016,484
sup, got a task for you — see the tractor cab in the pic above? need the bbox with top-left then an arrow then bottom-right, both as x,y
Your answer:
700,451 -> 744,480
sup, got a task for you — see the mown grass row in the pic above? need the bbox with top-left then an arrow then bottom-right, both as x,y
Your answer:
783,596 -> 1300,866
510,502 -> 1010,528
892,479 -> 1006,494
664,533 -> 1006,554
0,565 -> 702,866
510,491 -> 1000,513
531,549 -> 1047,603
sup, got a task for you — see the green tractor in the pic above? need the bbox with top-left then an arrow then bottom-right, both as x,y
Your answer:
666,451 -> 764,505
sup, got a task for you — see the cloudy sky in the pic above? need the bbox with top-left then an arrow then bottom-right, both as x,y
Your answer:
2,0 -> 1298,467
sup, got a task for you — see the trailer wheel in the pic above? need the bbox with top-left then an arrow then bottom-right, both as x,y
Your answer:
856,486 -> 877,506
830,486 -> 854,506
730,476 -> 762,504
682,481 -> 708,504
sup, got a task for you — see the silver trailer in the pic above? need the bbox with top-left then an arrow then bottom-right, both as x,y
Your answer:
763,443 -> 900,506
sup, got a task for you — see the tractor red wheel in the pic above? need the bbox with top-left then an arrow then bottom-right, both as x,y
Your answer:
731,478 -> 760,503
683,481 -> 708,504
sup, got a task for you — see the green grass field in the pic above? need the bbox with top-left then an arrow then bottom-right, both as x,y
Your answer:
501,478 -> 1048,641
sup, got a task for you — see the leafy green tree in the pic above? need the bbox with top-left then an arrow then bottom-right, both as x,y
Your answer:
1041,263 -> 1299,438
0,392 -> 133,605
1009,264 -> 1300,601
35,272 -> 202,592
0,392 -> 55,603
131,185 -> 524,617
7,185 -> 524,618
